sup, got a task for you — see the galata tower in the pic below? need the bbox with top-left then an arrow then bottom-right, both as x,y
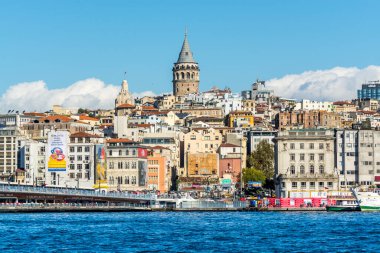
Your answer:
172,32 -> 199,97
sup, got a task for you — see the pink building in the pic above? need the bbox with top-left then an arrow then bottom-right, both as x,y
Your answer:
218,143 -> 242,183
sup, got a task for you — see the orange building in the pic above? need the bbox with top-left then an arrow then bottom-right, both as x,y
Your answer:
147,147 -> 170,193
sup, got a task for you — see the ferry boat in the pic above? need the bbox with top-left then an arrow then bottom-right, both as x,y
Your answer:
326,199 -> 359,212
352,188 -> 380,211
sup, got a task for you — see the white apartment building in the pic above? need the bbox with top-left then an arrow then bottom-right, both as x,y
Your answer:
247,129 -> 277,154
20,140 -> 46,186
294,99 -> 333,112
0,126 -> 24,182
274,129 -> 338,198
335,129 -> 380,188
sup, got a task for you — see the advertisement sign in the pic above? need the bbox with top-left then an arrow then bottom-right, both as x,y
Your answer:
47,131 -> 68,172
95,144 -> 107,187
221,179 -> 232,187
248,181 -> 262,188
138,160 -> 147,186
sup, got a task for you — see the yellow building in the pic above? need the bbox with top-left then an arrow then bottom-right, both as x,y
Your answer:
187,153 -> 219,177
227,111 -> 254,128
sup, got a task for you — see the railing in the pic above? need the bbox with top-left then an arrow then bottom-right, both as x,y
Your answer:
0,202 -> 150,209
180,200 -> 247,209
0,184 -> 156,201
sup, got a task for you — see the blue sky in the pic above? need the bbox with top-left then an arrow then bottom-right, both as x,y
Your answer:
1,0 -> 380,110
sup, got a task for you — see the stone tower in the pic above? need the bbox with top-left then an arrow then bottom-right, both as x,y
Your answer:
172,32 -> 199,97
115,79 -> 134,107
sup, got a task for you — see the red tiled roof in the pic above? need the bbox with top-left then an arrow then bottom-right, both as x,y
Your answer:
106,138 -> 135,143
79,115 -> 99,121
148,145 -> 170,150
142,106 -> 158,111
23,112 -> 46,117
70,132 -> 100,138
220,143 -> 240,148
38,115 -> 72,123
116,103 -> 136,109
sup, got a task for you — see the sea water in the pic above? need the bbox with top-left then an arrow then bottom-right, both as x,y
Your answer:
0,212 -> 378,252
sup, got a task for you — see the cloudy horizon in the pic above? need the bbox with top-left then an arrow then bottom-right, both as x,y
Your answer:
0,65 -> 377,113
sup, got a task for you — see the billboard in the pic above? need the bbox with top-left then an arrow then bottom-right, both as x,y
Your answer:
138,160 -> 147,186
47,131 -> 68,172
95,144 -> 107,187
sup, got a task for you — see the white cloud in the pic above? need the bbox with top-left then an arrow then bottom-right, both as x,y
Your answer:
132,91 -> 157,98
266,65 -> 380,101
0,78 -> 156,113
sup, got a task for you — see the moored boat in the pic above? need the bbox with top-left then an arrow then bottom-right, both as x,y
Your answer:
326,199 -> 360,212
352,188 -> 380,211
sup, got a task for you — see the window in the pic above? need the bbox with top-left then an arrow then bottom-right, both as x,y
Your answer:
205,136 -> 210,140
319,143 -> 324,149
70,147 -> 75,152
300,143 -> 304,149
300,154 -> 305,161
290,165 -> 295,174
310,182 -> 315,189
319,154 -> 324,161
84,146 -> 90,152
319,165 -> 324,174
119,150 -> 122,156
77,147 -> 82,152
310,165 -> 315,174
290,143 -> 295,150
319,182 -> 324,188
290,154 -> 295,161
309,154 -> 314,161
300,165 -> 305,174
70,164 -> 75,170
77,164 -> 82,170
109,150 -> 112,156
77,155 -> 82,161
292,182 -> 297,189
132,149 -> 136,156
301,182 -> 306,189
327,182 -> 333,188
190,135 -> 196,140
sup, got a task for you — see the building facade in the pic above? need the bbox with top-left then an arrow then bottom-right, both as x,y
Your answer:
274,129 -> 338,198
105,139 -> 148,191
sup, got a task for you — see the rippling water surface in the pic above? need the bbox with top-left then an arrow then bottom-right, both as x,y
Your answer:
0,211 -> 379,252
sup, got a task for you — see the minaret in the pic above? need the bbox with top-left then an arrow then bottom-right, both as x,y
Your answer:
172,32 -> 200,97
115,79 -> 134,107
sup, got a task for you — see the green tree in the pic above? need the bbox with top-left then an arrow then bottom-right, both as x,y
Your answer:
242,167 -> 266,184
247,140 -> 274,179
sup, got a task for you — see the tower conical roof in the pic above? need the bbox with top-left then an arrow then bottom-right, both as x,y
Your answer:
177,33 -> 196,63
